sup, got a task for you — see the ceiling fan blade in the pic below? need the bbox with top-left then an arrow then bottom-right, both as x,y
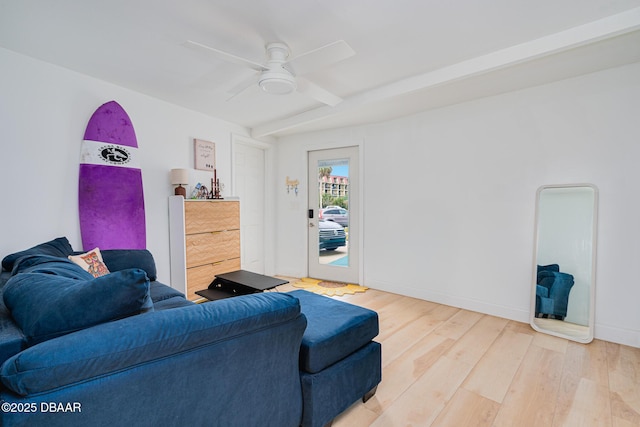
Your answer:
286,40 -> 355,76
226,73 -> 258,101
183,40 -> 266,72
297,77 -> 343,107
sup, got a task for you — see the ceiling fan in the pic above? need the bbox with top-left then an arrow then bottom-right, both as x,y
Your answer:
183,39 -> 355,106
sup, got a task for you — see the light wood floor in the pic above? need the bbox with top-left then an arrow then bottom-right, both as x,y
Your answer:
275,283 -> 640,427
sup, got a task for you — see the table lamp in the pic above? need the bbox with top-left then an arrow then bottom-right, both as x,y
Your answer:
170,168 -> 189,197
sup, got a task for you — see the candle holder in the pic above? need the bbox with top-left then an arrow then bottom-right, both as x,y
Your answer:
210,178 -> 224,199
207,169 -> 224,199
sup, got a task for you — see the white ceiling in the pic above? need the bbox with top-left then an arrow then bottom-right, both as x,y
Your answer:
2,1 -> 640,138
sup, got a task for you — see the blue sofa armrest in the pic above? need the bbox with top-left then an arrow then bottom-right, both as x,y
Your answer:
2,292 -> 302,395
1,292 -> 306,427
536,284 -> 549,298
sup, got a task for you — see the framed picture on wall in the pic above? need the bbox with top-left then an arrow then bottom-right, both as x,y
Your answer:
194,139 -> 215,171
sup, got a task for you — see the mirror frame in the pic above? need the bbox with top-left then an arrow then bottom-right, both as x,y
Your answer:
530,183 -> 598,343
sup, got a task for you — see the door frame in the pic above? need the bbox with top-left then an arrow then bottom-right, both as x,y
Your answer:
307,144 -> 363,284
231,134 -> 276,275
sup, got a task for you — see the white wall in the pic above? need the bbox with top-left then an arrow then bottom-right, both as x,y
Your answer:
0,47 -> 249,282
2,46 -> 638,347
275,62 -> 640,348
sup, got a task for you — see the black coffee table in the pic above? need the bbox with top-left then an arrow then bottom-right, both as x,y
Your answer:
195,270 -> 289,301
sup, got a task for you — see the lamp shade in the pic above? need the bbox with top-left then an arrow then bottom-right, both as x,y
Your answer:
170,169 -> 189,185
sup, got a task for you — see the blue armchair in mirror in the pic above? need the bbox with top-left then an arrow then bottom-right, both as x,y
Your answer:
535,264 -> 575,321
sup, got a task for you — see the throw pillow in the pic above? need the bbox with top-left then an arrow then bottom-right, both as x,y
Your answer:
3,268 -> 153,346
100,249 -> 157,281
11,254 -> 92,279
68,247 -> 111,278
1,237 -> 74,272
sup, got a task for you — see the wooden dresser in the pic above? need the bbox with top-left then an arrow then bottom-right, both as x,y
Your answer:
168,196 -> 241,301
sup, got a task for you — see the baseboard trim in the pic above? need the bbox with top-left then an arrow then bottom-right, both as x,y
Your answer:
366,279 -> 639,348
594,323 -> 640,348
367,279 -> 529,323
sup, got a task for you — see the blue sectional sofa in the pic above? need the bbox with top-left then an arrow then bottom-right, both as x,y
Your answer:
0,237 -> 381,427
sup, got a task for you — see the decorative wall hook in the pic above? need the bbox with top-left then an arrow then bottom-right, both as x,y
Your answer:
286,176 -> 299,195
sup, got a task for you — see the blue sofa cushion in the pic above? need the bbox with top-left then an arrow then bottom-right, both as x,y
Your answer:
1,256 -> 88,363
149,281 -> 186,303
149,281 -> 192,310
1,237 -> 74,272
0,292 -> 303,396
537,264 -> 560,283
3,267 -> 153,345
152,295 -> 194,310
0,271 -> 11,288
97,249 -> 158,281
11,254 -> 93,278
289,290 -> 379,374
537,271 -> 556,292
1,271 -> 28,366
0,297 -> 25,366
537,264 -> 560,273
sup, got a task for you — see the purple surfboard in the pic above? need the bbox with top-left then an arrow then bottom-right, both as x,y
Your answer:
79,101 -> 146,250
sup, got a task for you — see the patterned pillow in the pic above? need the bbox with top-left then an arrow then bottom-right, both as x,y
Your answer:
68,248 -> 110,278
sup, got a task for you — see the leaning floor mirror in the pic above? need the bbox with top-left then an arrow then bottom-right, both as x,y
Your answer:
530,184 -> 598,343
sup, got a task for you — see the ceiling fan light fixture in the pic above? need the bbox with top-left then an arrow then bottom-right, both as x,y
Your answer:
258,68 -> 297,95
185,39 -> 348,103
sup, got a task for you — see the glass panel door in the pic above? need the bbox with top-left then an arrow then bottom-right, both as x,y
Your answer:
308,147 -> 359,283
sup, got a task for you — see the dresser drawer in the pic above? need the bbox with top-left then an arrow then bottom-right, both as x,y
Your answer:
185,201 -> 239,234
185,229 -> 241,268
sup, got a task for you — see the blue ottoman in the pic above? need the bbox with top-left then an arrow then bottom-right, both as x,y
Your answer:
290,290 -> 381,427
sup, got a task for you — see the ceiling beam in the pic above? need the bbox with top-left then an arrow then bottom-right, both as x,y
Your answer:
251,7 -> 640,139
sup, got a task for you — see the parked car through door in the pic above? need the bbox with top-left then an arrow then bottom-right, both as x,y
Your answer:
319,219 -> 346,251
320,208 -> 349,227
